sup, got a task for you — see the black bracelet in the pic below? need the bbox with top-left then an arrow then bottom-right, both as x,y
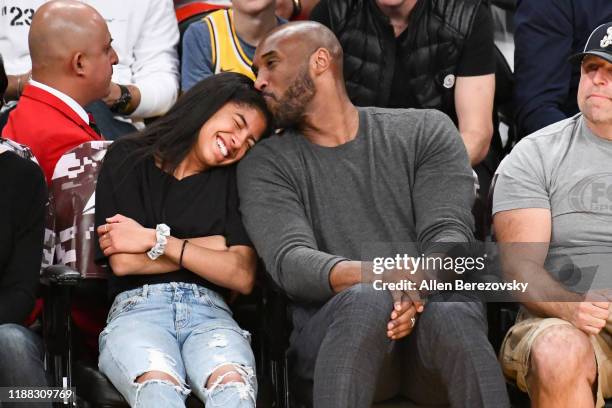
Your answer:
179,240 -> 189,268
110,84 -> 133,114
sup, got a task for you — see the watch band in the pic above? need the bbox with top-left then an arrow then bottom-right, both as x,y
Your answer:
110,84 -> 132,114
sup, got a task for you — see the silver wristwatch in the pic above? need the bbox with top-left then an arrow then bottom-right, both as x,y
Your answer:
147,223 -> 170,260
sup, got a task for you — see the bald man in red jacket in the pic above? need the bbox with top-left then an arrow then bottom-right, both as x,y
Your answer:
2,0 -> 117,183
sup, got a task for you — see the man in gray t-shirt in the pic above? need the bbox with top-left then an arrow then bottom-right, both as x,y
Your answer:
493,23 -> 612,407
238,21 -> 509,408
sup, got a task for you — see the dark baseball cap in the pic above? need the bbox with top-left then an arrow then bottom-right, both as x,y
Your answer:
569,22 -> 612,64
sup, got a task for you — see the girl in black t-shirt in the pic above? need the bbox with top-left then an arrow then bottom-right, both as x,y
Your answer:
95,73 -> 272,407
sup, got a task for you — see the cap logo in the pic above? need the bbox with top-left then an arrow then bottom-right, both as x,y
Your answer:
600,27 -> 612,48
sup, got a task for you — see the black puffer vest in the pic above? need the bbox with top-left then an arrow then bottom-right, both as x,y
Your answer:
320,0 -> 481,120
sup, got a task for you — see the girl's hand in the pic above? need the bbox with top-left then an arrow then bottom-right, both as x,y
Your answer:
97,214 -> 156,256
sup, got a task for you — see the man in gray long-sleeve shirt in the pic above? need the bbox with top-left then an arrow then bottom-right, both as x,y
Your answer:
238,21 -> 509,408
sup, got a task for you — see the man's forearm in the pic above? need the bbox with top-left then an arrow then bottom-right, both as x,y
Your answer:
104,83 -> 142,115
124,84 -> 141,115
461,128 -> 492,166
501,255 -> 584,311
329,260 -> 364,293
4,73 -> 30,101
522,301 -> 579,321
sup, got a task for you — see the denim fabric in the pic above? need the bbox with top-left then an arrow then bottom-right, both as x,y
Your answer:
98,283 -> 256,408
0,324 -> 50,408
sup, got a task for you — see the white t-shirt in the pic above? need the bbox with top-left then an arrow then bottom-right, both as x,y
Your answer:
0,0 -> 180,118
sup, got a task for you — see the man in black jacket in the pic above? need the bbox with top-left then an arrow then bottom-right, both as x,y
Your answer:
311,0 -> 496,169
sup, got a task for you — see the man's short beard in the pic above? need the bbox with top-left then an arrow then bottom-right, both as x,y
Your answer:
273,66 -> 316,128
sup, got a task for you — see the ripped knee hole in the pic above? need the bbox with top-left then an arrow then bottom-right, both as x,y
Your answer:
206,364 -> 252,389
135,370 -> 181,386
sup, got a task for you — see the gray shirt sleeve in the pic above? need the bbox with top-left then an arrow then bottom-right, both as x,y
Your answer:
413,110 -> 476,251
493,138 -> 550,215
237,147 -> 345,304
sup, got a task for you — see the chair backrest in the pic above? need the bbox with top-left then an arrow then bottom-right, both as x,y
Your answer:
50,140 -> 112,279
0,136 -> 36,161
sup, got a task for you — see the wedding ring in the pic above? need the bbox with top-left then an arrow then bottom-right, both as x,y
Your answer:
410,317 -> 416,328
104,224 -> 108,233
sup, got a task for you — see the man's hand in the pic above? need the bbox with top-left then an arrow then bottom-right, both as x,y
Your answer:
560,300 -> 610,335
97,214 -> 156,256
378,264 -> 427,340
387,286 -> 425,340
5,72 -> 31,101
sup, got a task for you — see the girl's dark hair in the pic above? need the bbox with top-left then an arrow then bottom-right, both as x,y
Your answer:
116,72 -> 273,175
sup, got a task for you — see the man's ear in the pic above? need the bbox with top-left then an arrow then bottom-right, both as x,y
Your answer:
311,48 -> 332,76
72,52 -> 86,76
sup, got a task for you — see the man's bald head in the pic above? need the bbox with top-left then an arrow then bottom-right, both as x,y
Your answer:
260,21 -> 344,75
252,21 -> 349,129
28,0 -> 117,105
29,0 -> 108,70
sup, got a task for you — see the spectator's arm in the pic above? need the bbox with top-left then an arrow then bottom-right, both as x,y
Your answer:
491,138 -> 602,329
412,110 -> 476,251
107,253 -> 178,276
455,74 -> 495,166
181,21 -> 215,91
494,208 -> 605,331
103,83 -> 141,115
0,160 -> 46,324
104,236 -> 229,276
127,0 -> 180,118
513,0 -> 573,136
166,240 -> 256,295
455,3 -> 495,166
237,147 -> 346,304
100,217 -> 256,294
3,73 -> 30,102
